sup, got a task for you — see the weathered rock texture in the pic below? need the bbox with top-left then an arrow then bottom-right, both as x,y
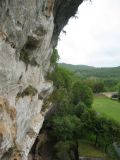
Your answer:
0,0 -> 83,159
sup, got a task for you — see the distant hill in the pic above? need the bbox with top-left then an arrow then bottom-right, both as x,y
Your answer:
59,63 -> 120,80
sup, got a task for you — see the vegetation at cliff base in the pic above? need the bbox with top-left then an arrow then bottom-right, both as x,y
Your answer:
43,49 -> 120,160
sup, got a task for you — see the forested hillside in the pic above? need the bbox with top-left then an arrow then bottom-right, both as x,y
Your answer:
59,63 -> 120,80
59,63 -> 120,91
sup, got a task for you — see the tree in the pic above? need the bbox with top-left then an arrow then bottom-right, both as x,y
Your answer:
70,102 -> 87,118
54,141 -> 76,160
81,110 -> 120,152
51,115 -> 81,141
118,83 -> 120,101
80,109 -> 98,138
72,81 -> 93,107
102,119 -> 120,152
93,81 -> 105,93
51,115 -> 81,160
48,67 -> 73,91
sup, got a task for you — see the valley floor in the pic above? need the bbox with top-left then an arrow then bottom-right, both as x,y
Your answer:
93,94 -> 120,123
78,140 -> 119,160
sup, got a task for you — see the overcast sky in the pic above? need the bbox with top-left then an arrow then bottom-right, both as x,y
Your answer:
57,0 -> 120,67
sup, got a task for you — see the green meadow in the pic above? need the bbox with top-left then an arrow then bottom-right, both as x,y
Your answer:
78,140 -> 106,158
93,95 -> 120,123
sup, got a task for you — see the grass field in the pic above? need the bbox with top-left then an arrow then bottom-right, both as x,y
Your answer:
79,95 -> 120,160
93,95 -> 120,123
78,140 -> 106,158
78,140 -> 115,160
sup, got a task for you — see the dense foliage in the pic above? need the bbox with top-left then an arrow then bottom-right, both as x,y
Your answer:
118,83 -> 120,101
50,48 -> 60,68
72,81 -> 93,107
59,63 -> 120,80
45,50 -> 120,160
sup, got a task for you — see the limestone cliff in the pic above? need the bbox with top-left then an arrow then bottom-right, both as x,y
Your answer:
0,0 -> 83,159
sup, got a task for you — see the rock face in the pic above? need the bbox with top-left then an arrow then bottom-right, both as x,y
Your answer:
0,0 -> 83,159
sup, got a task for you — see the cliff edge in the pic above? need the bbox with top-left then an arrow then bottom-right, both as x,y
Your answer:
0,0 -> 83,159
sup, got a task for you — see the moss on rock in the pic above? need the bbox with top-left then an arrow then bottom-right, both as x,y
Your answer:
16,85 -> 38,98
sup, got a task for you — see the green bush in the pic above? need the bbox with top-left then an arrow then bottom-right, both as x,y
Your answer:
54,141 -> 75,160
72,81 -> 93,107
51,115 -> 81,141
118,84 -> 120,101
17,85 -> 38,98
50,48 -> 59,67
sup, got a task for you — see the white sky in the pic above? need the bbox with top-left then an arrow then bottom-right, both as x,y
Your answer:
57,0 -> 120,67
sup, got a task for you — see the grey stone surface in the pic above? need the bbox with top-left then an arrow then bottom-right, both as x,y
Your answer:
0,0 -> 83,159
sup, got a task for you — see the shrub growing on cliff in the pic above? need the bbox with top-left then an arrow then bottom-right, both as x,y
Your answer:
16,85 -> 38,98
19,48 -> 30,66
50,48 -> 59,68
20,48 -> 39,69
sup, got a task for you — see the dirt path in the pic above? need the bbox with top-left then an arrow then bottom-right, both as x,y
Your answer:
101,92 -> 117,98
